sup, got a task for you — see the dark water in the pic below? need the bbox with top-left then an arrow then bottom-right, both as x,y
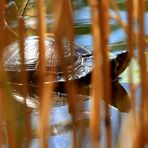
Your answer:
5,0 -> 148,147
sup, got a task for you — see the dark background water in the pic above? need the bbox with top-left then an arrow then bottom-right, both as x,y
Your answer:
5,0 -> 148,147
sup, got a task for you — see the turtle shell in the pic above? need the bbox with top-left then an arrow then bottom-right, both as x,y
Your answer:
3,36 -> 93,84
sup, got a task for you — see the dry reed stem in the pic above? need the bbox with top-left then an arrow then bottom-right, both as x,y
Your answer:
0,90 -> 3,147
18,16 -> 32,148
53,0 -> 81,147
133,0 -> 138,20
38,79 -> 55,148
36,0 -> 51,147
98,1 -> 112,148
117,1 -> 137,147
88,0 -> 102,147
126,0 -> 135,107
137,0 -> 148,146
0,1 -> 17,147
0,1 -> 6,146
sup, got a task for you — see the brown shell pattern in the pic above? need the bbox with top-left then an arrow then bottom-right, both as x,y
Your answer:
3,36 -> 93,82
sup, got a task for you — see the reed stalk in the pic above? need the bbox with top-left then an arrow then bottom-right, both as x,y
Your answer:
0,0 -> 18,147
137,0 -> 148,146
118,1 -> 138,147
37,0 -> 52,147
88,0 -> 102,147
18,16 -> 32,148
52,0 -> 82,147
126,0 -> 135,106
0,1 -> 6,147
98,1 -> 112,148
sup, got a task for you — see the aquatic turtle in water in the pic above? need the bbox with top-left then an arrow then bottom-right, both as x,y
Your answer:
3,35 -> 130,87
3,35 -> 131,110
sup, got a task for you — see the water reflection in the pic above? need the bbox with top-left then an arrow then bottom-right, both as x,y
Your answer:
9,80 -> 132,148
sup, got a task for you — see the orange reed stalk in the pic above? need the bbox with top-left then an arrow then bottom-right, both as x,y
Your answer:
0,1 -> 19,147
117,1 -> 138,147
98,1 -> 112,148
37,0 -> 50,147
137,0 -> 148,146
18,16 -> 32,148
0,0 -> 6,147
126,0 -> 136,106
88,0 -> 102,147
53,0 -> 80,147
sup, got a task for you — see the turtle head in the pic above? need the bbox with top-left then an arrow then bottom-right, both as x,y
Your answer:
111,50 -> 130,80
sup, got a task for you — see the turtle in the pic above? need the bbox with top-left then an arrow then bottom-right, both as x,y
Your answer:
3,35 -> 130,85
3,35 -> 130,108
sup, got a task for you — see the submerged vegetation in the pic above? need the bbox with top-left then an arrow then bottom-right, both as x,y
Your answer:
0,0 -> 148,147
